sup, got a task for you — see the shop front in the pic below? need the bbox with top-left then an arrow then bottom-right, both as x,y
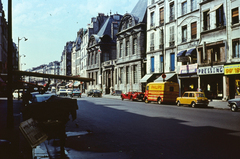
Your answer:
198,65 -> 224,100
224,64 -> 240,99
178,64 -> 198,96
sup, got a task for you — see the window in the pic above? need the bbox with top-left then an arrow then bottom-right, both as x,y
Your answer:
126,66 -> 130,84
126,41 -> 129,56
150,33 -> 155,51
183,93 -> 188,97
159,29 -> 164,49
150,12 -> 155,27
160,7 -> 164,26
120,43 -> 123,57
189,93 -> 194,97
170,3 -> 175,22
133,65 -> 137,83
191,0 -> 196,12
191,22 -> 197,39
182,25 -> 187,42
170,53 -> 175,71
103,52 -> 109,61
233,39 -> 240,58
232,8 -> 239,25
216,5 -> 224,27
182,1 -> 187,15
151,56 -> 155,73
203,10 -> 210,30
91,55 -> 94,65
169,26 -> 175,47
133,38 -> 137,55
160,55 -> 163,73
120,67 -> 123,84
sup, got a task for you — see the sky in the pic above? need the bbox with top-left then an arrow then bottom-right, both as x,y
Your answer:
2,0 -> 139,71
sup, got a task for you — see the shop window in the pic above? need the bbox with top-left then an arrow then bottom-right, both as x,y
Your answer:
232,8 -> 239,25
232,39 -> 240,58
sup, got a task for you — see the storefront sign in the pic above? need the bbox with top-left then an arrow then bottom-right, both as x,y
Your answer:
224,64 -> 240,75
179,63 -> 198,74
197,65 -> 224,75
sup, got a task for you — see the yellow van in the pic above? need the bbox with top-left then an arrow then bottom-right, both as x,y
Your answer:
144,82 -> 179,104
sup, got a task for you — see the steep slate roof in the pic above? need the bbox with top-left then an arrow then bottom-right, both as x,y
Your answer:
130,0 -> 147,23
97,16 -> 113,37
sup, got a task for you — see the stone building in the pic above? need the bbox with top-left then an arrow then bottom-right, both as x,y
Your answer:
87,13 -> 123,94
116,0 -> 148,93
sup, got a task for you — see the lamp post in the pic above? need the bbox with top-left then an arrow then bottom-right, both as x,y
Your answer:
18,37 -> 28,71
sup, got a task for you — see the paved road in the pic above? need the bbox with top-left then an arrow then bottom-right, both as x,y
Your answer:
49,96 -> 240,159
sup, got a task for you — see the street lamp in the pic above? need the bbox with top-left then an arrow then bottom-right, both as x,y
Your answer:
18,37 -> 28,71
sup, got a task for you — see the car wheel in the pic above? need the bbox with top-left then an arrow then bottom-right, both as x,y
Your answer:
145,98 -> 148,103
130,96 -> 133,101
191,102 -> 196,108
157,98 -> 161,105
121,95 -> 124,101
177,101 -> 181,107
231,104 -> 238,112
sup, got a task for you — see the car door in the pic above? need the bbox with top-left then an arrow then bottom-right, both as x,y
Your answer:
187,93 -> 195,105
181,93 -> 189,104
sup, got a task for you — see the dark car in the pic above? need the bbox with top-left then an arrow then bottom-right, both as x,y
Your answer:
88,89 -> 102,97
228,98 -> 240,112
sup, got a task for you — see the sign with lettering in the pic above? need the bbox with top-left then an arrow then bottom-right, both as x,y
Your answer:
179,63 -> 198,74
197,65 -> 224,75
224,64 -> 240,75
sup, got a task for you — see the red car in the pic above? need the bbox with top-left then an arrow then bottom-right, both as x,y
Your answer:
121,91 -> 145,101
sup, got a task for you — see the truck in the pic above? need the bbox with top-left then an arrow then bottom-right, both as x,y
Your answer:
144,82 -> 179,104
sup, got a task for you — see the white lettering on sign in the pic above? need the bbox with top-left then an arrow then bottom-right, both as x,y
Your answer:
197,66 -> 224,75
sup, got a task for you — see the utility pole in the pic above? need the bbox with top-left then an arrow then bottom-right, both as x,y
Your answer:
7,0 -> 13,129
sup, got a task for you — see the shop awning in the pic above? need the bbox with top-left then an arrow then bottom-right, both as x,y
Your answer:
154,73 -> 177,82
177,50 -> 187,57
140,73 -> 161,83
207,4 -> 223,14
185,48 -> 197,57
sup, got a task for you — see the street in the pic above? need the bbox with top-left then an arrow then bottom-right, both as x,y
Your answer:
59,95 -> 240,159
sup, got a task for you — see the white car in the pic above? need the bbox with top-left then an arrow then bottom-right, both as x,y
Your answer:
56,89 -> 68,96
67,88 -> 73,96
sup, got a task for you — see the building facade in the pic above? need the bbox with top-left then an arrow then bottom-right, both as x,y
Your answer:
116,0 -> 148,93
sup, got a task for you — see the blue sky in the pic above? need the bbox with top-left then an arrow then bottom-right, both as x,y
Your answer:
2,0 -> 139,70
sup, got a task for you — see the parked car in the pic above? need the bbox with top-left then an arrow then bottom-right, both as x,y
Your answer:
67,88 -> 73,96
87,89 -> 95,97
228,98 -> 240,112
56,89 -> 68,96
71,89 -> 81,98
121,91 -> 144,101
176,91 -> 209,107
87,89 -> 102,97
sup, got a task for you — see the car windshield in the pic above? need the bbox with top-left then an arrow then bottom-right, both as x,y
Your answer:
196,93 -> 205,97
94,90 -> 100,93
60,89 -> 66,91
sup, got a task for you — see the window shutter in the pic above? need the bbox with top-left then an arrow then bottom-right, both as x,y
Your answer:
232,8 -> 239,17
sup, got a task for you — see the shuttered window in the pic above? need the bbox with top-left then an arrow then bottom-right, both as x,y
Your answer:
160,7 -> 164,26
191,22 -> 197,39
232,8 -> 239,25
